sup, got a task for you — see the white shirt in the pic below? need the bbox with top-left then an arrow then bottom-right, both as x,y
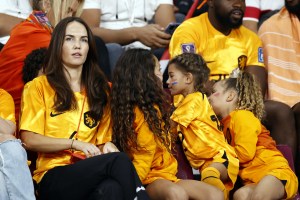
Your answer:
0,0 -> 32,44
244,0 -> 284,22
83,0 -> 173,49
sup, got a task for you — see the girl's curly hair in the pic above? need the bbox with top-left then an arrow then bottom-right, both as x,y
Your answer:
224,71 -> 265,120
111,49 -> 172,154
168,52 -> 210,93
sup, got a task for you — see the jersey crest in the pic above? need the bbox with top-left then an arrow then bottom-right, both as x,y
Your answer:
84,111 -> 97,128
238,55 -> 247,70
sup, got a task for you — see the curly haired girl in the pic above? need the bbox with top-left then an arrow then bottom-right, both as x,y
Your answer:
111,49 -> 222,200
209,71 -> 298,200
167,53 -> 239,200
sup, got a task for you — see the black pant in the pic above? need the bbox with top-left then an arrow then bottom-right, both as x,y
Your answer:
38,152 -> 149,200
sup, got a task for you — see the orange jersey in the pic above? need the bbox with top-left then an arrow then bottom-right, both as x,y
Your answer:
20,76 -> 112,183
222,110 -> 298,199
0,89 -> 15,124
131,107 -> 178,185
171,92 -> 239,190
169,13 -> 264,80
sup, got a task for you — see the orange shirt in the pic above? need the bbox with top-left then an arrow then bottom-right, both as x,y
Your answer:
131,107 -> 178,185
0,89 -> 15,124
20,76 -> 112,183
0,13 -> 51,125
258,8 -> 300,107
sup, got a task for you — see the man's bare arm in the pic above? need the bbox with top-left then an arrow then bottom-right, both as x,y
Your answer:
245,65 -> 267,96
81,8 -> 171,48
0,13 -> 24,37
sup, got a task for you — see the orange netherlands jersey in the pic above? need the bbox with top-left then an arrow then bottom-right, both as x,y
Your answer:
20,76 -> 112,183
171,92 -> 239,191
0,89 -> 15,124
221,110 -> 298,199
131,107 -> 179,185
169,13 -> 264,80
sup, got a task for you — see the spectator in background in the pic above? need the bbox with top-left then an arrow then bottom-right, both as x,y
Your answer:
0,0 -> 84,127
169,0 -> 266,92
0,89 -> 35,200
258,0 -> 300,181
22,47 -> 47,84
168,0 -> 298,168
81,0 -> 176,71
173,0 -> 208,19
0,0 -> 32,49
243,0 -> 284,33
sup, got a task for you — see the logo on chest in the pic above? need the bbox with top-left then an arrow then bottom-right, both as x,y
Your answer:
238,55 -> 247,70
84,111 -> 97,129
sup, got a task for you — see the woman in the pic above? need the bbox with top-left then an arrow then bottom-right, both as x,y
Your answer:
0,0 -> 109,125
20,17 -> 149,200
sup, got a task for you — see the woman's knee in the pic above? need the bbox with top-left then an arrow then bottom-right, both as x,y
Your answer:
112,152 -> 130,163
89,179 -> 123,200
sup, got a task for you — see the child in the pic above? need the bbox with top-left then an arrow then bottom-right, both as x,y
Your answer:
167,53 -> 239,200
208,70 -> 298,200
22,47 -> 47,84
111,49 -> 223,200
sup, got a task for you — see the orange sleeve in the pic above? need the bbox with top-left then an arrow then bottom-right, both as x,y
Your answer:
0,89 -> 15,123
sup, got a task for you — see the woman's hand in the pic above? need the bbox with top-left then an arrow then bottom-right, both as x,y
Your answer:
101,142 -> 120,154
72,140 -> 101,158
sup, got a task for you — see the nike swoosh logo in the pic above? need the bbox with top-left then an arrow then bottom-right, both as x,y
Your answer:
50,112 -> 64,117
136,186 -> 145,193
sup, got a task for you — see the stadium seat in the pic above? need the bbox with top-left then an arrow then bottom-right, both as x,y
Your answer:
276,144 -> 300,200
172,142 -> 194,179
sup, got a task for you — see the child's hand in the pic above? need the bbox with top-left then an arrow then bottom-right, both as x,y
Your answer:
102,142 -> 120,154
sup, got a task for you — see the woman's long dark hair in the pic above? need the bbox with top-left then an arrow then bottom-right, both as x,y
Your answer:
44,17 -> 110,121
111,49 -> 172,154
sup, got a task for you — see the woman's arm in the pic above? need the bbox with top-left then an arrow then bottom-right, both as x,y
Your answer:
21,130 -> 101,157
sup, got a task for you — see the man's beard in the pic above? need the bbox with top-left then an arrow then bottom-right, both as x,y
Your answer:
215,10 -> 244,29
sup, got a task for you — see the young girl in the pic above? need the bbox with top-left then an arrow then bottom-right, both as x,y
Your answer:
209,70 -> 298,200
166,53 -> 239,200
111,49 -> 223,200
